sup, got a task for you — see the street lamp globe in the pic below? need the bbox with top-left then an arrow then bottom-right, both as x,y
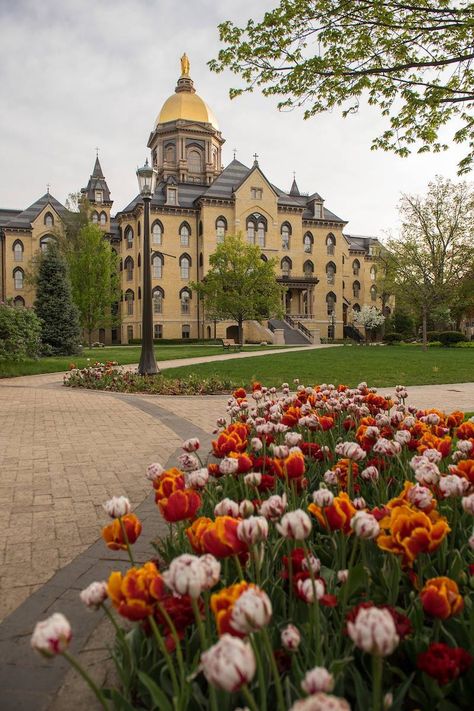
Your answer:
136,159 -> 157,197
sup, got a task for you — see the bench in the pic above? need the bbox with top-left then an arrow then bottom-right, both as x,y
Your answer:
221,338 -> 241,351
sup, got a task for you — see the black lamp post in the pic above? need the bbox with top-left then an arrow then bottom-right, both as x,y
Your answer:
137,159 -> 158,375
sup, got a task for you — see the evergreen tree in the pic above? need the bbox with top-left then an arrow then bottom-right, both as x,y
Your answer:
34,242 -> 81,355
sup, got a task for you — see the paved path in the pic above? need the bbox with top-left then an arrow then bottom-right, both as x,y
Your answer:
0,346 -> 473,708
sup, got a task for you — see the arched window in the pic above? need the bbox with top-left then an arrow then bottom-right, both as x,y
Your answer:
180,254 -> 191,279
370,265 -> 377,281
281,257 -> 292,277
352,303 -> 361,313
152,221 -> 163,245
180,287 -> 192,314
124,256 -> 134,281
152,254 -> 163,279
352,259 -> 360,276
257,221 -> 265,247
13,240 -> 24,262
326,262 -> 336,285
303,232 -> 314,253
326,292 -> 336,315
370,285 -> 377,302
91,211 -> 99,224
125,226 -> 133,248
303,260 -> 314,276
260,254 -> 268,262
100,212 -> 107,225
188,149 -> 202,174
326,233 -> 336,255
165,144 -> 176,163
182,324 -> 191,339
153,287 -> 164,314
40,235 -> 54,251
13,268 -> 24,290
281,223 -> 291,250
13,296 -> 25,307
353,281 -> 360,298
44,212 -> 54,227
216,217 -> 227,243
125,289 -> 134,315
247,220 -> 255,244
179,223 -> 190,247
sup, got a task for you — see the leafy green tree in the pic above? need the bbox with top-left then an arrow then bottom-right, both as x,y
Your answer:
387,309 -> 415,337
0,301 -> 42,360
387,176 -> 474,349
34,243 -> 81,355
211,1 -> 474,173
67,224 -> 120,346
191,234 -> 285,345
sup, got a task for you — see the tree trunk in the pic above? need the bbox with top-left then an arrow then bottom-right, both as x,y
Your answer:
238,318 -> 244,346
88,329 -> 92,348
422,306 -> 428,352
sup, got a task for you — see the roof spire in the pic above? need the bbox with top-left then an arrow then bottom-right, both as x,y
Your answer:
290,172 -> 300,196
46,183 -> 50,195
253,152 -> 259,166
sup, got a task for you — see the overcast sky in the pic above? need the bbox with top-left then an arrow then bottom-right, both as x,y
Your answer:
0,0 -> 468,237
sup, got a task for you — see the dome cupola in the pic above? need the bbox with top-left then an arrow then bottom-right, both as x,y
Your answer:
147,55 -> 224,185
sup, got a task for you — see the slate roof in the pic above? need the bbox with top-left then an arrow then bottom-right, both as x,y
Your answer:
344,234 -> 380,252
0,209 -> 22,228
82,157 -> 112,203
4,193 -> 68,230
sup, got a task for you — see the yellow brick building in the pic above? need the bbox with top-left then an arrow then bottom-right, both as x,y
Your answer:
0,57 -> 387,344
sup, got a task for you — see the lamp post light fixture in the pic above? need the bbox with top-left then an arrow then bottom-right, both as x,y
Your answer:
136,159 -> 158,375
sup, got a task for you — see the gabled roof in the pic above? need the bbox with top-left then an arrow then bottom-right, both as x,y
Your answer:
202,159 -> 251,199
4,193 -> 68,229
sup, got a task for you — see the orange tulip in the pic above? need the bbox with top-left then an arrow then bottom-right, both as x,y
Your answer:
153,468 -> 185,503
308,492 -> 357,534
186,516 -> 213,553
446,411 -> 465,429
420,577 -> 464,619
102,513 -> 142,551
275,450 -> 306,481
451,459 -> 474,486
203,516 -> 248,558
107,562 -> 164,620
212,423 -> 249,457
210,581 -> 253,636
417,433 -> 452,458
456,422 -> 474,440
377,505 -> 450,566
158,489 -> 201,522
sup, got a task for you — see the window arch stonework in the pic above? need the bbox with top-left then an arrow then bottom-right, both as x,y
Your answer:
151,220 -> 163,245
44,212 -> 54,227
352,259 -> 360,276
179,253 -> 192,279
353,281 -> 361,298
125,226 -> 133,248
303,260 -> 314,276
152,253 -> 163,279
326,233 -> 336,255
13,239 -> 24,262
281,222 -> 291,250
13,268 -> 24,290
153,286 -> 164,314
326,261 -> 336,285
124,257 -> 134,281
281,257 -> 292,277
179,222 -> 191,247
304,232 -> 314,253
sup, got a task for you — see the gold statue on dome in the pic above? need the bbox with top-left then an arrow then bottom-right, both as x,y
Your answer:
180,53 -> 190,77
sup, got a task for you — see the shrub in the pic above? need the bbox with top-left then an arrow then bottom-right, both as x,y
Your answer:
438,331 -> 467,346
0,301 -> 42,361
383,332 -> 403,344
427,331 -> 441,342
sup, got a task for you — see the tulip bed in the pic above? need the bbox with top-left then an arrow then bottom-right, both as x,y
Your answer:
32,382 -> 474,711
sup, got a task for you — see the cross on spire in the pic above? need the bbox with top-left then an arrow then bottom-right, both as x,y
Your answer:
46,183 -> 50,194
95,146 -> 100,157
253,152 -> 259,164
233,148 -> 237,159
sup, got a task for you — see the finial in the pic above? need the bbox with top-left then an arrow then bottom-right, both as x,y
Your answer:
293,170 -> 296,179
253,152 -> 259,166
46,183 -> 50,194
180,53 -> 190,77
233,148 -> 237,159
95,146 -> 99,157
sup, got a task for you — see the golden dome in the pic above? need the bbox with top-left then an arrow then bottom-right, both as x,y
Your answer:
156,91 -> 219,130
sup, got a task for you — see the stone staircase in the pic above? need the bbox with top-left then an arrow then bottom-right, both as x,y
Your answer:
268,318 -> 312,344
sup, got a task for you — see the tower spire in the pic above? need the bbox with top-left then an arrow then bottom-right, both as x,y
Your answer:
290,173 -> 300,196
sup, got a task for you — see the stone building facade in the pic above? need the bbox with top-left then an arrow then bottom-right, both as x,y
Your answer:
0,57 -> 386,344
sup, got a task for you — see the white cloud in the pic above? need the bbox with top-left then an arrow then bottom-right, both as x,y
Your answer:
0,0 -> 467,234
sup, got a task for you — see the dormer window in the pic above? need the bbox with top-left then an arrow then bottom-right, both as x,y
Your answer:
95,190 -> 103,203
167,187 -> 177,205
251,188 -> 263,200
314,202 -> 323,219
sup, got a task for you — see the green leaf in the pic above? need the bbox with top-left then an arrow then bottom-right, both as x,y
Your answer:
138,670 -> 173,711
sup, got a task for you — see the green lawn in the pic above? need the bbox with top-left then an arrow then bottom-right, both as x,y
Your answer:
0,344 -> 293,378
162,345 -> 474,388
